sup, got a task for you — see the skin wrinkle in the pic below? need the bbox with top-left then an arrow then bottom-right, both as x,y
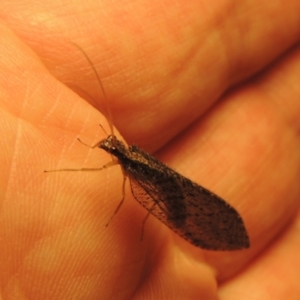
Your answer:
4,110 -> 23,204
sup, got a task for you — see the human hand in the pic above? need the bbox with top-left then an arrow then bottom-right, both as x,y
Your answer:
1,1 -> 300,299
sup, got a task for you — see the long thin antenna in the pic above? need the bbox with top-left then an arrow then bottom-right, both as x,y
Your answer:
71,43 -> 114,136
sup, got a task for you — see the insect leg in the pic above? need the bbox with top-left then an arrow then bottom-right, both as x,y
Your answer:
140,202 -> 157,241
44,160 -> 118,173
105,172 -> 128,227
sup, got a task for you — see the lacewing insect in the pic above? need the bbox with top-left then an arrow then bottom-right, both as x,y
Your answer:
45,45 -> 250,251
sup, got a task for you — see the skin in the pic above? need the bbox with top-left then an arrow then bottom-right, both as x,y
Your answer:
0,0 -> 300,299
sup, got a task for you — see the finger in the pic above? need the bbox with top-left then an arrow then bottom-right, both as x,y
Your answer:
1,0 -> 300,147
219,212 -> 300,300
0,24 -> 121,299
1,24 -> 216,299
172,45 -> 300,280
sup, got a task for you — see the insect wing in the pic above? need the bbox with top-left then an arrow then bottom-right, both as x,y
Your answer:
125,148 -> 249,250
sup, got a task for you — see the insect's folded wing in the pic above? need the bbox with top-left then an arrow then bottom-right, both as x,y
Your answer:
129,175 -> 249,251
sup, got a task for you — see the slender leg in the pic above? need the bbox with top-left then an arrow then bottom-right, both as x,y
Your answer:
98,124 -> 108,135
77,134 -> 115,162
140,202 -> 157,241
77,138 -> 102,149
44,160 -> 118,173
105,173 -> 127,227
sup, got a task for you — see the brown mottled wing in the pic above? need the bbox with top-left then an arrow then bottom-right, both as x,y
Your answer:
125,148 -> 249,250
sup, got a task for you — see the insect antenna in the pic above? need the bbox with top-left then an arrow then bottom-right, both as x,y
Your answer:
44,44 -> 117,172
71,43 -> 114,136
